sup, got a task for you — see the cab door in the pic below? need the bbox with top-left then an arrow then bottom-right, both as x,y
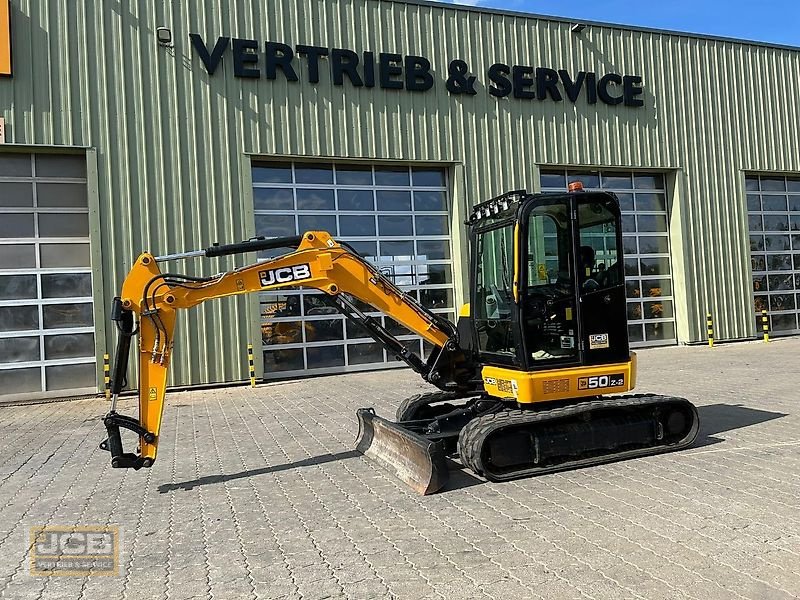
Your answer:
575,195 -> 629,365
518,197 -> 581,368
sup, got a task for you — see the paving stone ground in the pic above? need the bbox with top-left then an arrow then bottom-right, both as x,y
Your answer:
0,338 -> 799,599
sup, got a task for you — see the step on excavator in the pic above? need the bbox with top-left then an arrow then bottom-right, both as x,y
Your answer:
100,185 -> 699,494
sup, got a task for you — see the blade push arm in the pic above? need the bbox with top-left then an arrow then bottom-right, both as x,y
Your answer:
102,231 -> 473,469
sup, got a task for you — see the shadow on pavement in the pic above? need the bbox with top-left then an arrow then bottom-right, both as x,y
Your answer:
693,403 -> 787,448
440,459 -> 484,493
160,404 -> 788,493
159,449 -> 361,493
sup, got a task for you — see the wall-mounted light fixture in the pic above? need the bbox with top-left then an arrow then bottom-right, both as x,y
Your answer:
570,23 -> 587,34
156,27 -> 173,46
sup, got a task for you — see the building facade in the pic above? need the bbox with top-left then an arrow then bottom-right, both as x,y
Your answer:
1,0 -> 799,399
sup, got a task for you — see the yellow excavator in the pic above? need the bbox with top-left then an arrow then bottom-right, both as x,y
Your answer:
100,185 -> 699,494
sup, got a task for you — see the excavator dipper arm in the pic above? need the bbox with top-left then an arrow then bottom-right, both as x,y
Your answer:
101,231 -> 474,471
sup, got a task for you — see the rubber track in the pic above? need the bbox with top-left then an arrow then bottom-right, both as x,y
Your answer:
457,393 -> 699,481
395,391 -> 467,422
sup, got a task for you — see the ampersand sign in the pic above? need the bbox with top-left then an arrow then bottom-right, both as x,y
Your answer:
446,59 -> 477,95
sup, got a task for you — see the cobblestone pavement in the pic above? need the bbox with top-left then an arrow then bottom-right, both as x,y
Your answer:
0,339 -> 799,599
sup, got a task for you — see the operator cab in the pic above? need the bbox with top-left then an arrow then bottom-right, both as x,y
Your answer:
468,185 -> 628,371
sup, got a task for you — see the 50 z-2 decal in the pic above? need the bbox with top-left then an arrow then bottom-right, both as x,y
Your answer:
578,373 -> 625,390
259,264 -> 312,287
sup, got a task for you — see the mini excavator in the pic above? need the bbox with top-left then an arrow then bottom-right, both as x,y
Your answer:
100,185 -> 699,494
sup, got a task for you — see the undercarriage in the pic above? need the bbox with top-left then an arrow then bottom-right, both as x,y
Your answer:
356,391 -> 699,494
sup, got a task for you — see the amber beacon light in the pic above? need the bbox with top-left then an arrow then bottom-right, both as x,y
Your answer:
568,181 -> 585,192
0,0 -> 10,77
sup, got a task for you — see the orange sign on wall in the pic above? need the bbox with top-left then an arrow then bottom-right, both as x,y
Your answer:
0,0 -> 10,77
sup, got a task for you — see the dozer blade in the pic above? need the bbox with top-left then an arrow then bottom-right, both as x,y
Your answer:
355,408 -> 450,495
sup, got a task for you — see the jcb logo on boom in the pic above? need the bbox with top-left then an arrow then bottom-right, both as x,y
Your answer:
258,264 -> 312,287
578,373 -> 624,390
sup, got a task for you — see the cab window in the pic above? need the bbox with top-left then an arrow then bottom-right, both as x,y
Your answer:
474,224 -> 516,357
577,200 -> 622,293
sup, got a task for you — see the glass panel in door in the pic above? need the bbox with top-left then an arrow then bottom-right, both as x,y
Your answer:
523,201 -> 578,362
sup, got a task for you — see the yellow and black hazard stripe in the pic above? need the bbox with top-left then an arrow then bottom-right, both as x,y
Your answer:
247,343 -> 256,387
761,309 -> 769,343
103,353 -> 111,401
706,312 -> 714,348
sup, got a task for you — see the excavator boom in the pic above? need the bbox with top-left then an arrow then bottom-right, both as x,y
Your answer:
101,231 -> 475,481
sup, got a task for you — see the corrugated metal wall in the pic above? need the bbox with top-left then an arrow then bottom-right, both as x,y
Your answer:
2,0 -> 800,386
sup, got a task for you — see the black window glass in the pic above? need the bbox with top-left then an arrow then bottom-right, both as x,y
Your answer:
0,214 -> 34,238
348,343 -> 385,365
378,215 -> 413,236
339,215 -> 376,236
338,189 -> 374,211
374,167 -> 410,186
0,305 -> 39,331
304,319 -> 343,343
295,165 -> 333,184
336,166 -> 372,185
253,164 -> 292,184
413,191 -> 447,211
306,345 -> 344,368
764,235 -> 790,251
380,240 -> 414,258
298,214 -> 337,235
416,240 -> 450,260
634,174 -> 664,189
0,182 -> 34,207
256,215 -> 296,238
616,193 -> 634,212
264,348 -> 304,372
376,191 -> 411,211
41,274 -> 92,298
43,303 -> 93,329
411,168 -> 446,187
602,174 -> 632,189
0,153 -> 32,177
0,275 -> 37,300
415,215 -> 449,235
296,189 -> 335,210
569,173 -> 599,188
419,264 -> 452,285
761,177 -> 786,192
35,155 -> 86,178
637,236 -> 669,254
762,196 -> 788,212
748,214 -> 763,231
0,336 -> 39,362
254,188 -> 293,211
343,241 -> 377,257
640,257 -> 670,276
540,172 -> 566,189
637,214 -> 667,232
635,193 -> 666,212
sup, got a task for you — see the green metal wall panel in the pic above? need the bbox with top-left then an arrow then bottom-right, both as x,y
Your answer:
2,0 -> 800,387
